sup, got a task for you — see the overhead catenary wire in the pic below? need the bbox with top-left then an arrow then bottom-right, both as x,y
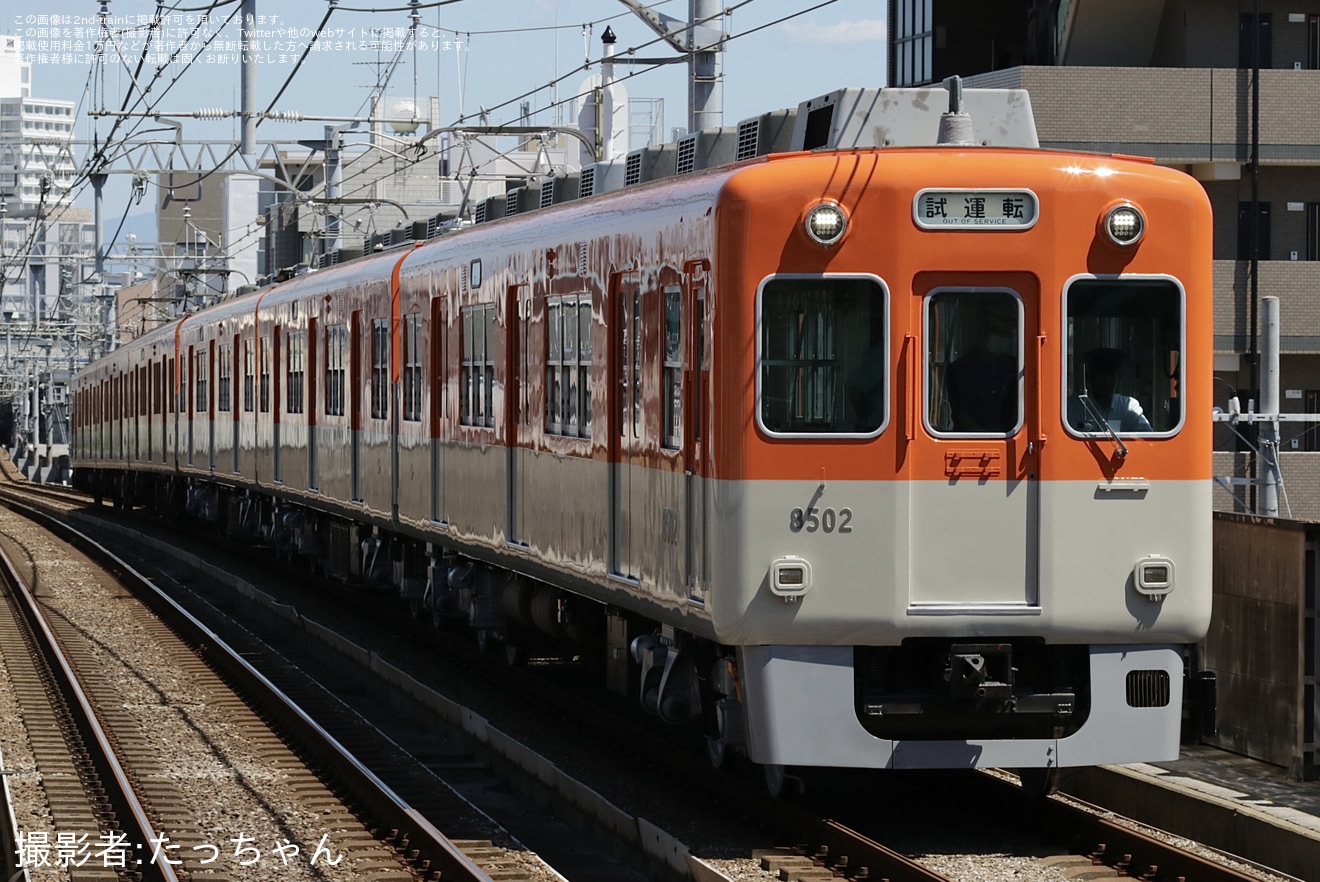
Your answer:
0,0 -> 237,364
7,0 -> 847,359
446,0 -> 769,127
283,0 -> 844,223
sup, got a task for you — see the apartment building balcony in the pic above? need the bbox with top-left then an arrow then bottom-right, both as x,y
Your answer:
1214,260 -> 1320,353
964,67 -> 1320,168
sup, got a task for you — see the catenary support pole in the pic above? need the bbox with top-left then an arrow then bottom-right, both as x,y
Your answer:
241,0 -> 257,155
1260,295 -> 1280,517
689,0 -> 723,133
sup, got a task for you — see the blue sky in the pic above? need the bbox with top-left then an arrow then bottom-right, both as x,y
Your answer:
6,0 -> 886,229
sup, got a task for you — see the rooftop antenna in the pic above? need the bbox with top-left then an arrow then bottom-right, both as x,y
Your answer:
936,76 -> 975,146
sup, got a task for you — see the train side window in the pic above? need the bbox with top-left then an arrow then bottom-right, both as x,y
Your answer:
461,304 -> 496,429
371,319 -> 390,419
196,348 -> 209,416
402,313 -> 423,422
546,295 -> 592,438
217,344 -> 232,412
926,289 -> 1023,436
580,300 -> 593,435
662,286 -> 682,449
1064,277 -> 1183,437
325,325 -> 346,416
242,342 -> 253,412
287,331 -> 306,414
757,274 -> 889,437
259,337 -> 271,413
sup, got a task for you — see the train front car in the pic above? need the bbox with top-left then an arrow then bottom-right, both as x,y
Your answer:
707,146 -> 1213,778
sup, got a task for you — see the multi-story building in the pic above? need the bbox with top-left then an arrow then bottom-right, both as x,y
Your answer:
888,0 -> 1320,517
0,35 -> 76,213
0,35 -> 98,454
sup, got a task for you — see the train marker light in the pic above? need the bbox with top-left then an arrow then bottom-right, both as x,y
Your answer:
770,556 -> 813,601
805,202 -> 848,246
1103,204 -> 1145,247
1134,555 -> 1174,601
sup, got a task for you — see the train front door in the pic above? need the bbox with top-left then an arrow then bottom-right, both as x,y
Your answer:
609,272 -> 643,582
909,277 -> 1043,611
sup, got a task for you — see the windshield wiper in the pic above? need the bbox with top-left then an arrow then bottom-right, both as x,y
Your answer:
1078,393 -> 1128,459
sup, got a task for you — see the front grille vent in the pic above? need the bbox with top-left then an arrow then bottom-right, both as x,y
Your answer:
540,180 -> 556,209
676,138 -> 697,175
736,119 -> 760,160
1125,670 -> 1171,708
579,167 -> 595,198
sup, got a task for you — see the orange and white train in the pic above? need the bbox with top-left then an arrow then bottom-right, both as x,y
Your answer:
71,84 -> 1215,789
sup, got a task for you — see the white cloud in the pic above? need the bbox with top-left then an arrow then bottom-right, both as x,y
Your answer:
781,19 -> 887,45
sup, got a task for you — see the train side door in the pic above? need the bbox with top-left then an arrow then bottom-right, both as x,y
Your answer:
232,336 -> 241,474
684,263 -> 710,597
909,277 -> 1042,611
307,317 -> 318,489
506,284 -> 530,547
273,325 -> 282,483
207,339 -> 217,471
430,296 -> 446,523
187,348 -> 195,466
609,271 -> 642,582
350,310 -> 363,502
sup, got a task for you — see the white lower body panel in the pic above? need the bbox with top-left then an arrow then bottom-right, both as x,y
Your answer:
739,643 -> 1184,769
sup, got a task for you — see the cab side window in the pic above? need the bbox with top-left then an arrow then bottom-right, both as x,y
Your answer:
1065,279 -> 1182,436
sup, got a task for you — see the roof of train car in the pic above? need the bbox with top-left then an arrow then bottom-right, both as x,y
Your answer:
76,143 -> 1203,388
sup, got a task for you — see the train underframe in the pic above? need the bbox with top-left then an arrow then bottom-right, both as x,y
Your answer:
75,467 -> 1216,792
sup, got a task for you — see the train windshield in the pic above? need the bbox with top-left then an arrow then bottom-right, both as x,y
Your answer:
1064,277 -> 1183,437
758,275 -> 888,437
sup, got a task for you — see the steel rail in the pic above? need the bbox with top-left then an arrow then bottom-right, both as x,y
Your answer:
1044,794 -> 1277,882
0,533 -> 181,882
0,490 -> 495,882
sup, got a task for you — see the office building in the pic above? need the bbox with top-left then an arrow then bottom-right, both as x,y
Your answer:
889,0 -> 1320,516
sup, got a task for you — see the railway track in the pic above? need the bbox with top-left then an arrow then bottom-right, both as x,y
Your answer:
0,483 -> 504,882
0,532 -> 171,882
0,466 -> 1295,882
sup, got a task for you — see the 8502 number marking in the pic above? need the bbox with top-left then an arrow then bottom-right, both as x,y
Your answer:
789,507 -> 853,534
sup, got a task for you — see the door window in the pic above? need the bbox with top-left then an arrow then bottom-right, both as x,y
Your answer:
925,289 -> 1022,436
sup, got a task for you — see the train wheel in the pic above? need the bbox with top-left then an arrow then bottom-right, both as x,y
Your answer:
705,735 -> 731,770
762,764 -> 803,799
1017,766 -> 1060,798
505,640 -> 524,666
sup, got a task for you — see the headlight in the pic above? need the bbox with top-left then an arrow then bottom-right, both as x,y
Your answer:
805,202 -> 848,246
769,556 -> 813,601
1103,203 -> 1145,247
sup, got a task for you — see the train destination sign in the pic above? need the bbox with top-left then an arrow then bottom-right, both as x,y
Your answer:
913,189 -> 1039,230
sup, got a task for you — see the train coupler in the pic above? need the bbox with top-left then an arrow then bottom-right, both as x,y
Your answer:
945,643 -> 1014,707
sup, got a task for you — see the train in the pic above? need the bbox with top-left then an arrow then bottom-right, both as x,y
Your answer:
70,83 -> 1216,794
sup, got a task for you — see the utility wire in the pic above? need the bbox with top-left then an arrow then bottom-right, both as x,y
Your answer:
447,0 -> 765,127
324,0 -> 840,214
